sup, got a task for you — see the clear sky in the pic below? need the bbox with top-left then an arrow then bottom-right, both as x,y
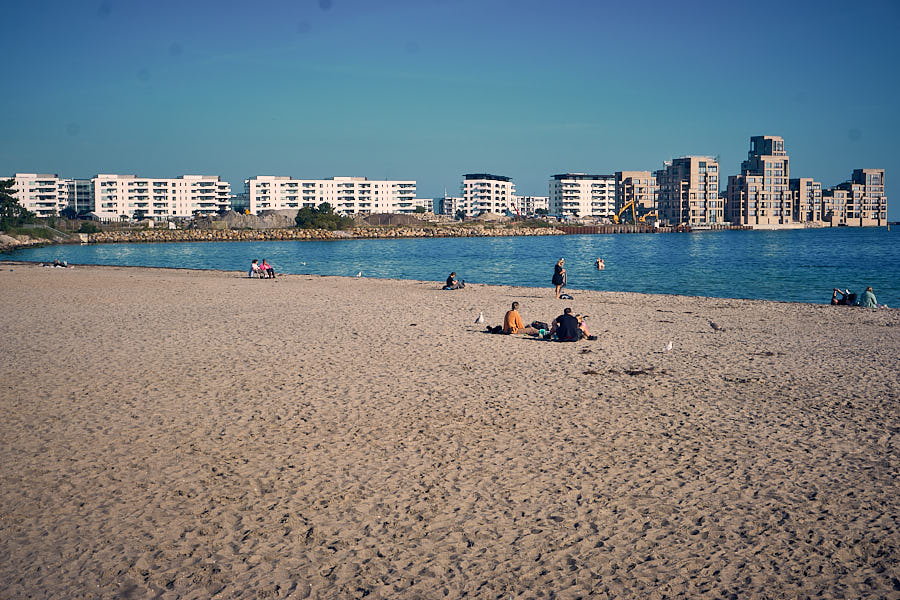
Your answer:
2,0 -> 898,216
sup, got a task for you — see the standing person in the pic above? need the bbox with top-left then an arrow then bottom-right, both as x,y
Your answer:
855,286 -> 877,308
260,258 -> 276,279
550,307 -> 582,342
444,272 -> 465,290
552,258 -> 566,299
502,301 -> 540,335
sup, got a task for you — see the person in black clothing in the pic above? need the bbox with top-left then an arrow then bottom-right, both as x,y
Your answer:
552,258 -> 566,299
444,272 -> 465,290
551,307 -> 582,342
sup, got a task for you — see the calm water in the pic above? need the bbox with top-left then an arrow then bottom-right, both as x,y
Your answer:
7,228 -> 900,306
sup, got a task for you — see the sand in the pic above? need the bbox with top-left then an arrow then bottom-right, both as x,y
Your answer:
1,262 -> 898,599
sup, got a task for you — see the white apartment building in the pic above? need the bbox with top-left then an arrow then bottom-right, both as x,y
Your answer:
515,195 -> 550,216
244,176 -> 418,215
92,174 -> 231,221
4,173 -> 89,217
460,174 -> 516,217
549,173 -> 616,219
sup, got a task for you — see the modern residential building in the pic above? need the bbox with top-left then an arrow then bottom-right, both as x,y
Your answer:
244,176 -> 418,215
92,174 -> 231,221
614,171 -> 658,217
4,173 -> 70,217
824,168 -> 887,226
515,195 -> 550,216
725,135 -> 792,226
790,178 -> 823,223
655,156 -> 722,225
59,178 -> 94,214
548,174 -> 615,219
458,174 -> 516,217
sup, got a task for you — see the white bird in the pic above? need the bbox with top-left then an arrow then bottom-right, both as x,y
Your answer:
475,311 -> 485,324
663,341 -> 673,352
356,271 -> 362,277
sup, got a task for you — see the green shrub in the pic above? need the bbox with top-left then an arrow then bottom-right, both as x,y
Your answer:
295,203 -> 356,230
78,222 -> 101,234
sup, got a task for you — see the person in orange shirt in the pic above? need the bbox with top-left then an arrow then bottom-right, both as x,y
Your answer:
502,302 -> 541,335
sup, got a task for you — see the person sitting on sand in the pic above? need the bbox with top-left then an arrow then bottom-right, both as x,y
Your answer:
831,288 -> 850,305
855,286 -> 877,308
575,314 -> 591,338
502,302 -> 540,335
250,259 -> 265,278
260,259 -> 276,279
550,307 -> 582,342
444,272 -> 465,290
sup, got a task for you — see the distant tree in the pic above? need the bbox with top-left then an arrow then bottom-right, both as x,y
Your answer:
413,206 -> 426,214
133,209 -> 147,221
0,178 -> 36,229
535,208 -> 548,216
60,207 -> 78,220
455,209 -> 466,221
78,221 -> 101,234
295,205 -> 355,230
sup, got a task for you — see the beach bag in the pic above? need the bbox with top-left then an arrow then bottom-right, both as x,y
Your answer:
531,321 -> 549,331
559,293 -> 573,300
487,325 -> 503,334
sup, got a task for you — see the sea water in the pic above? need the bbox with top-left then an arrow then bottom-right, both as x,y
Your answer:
7,227 -> 899,306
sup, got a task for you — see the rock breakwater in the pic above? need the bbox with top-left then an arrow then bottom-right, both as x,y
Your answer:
85,225 -> 564,244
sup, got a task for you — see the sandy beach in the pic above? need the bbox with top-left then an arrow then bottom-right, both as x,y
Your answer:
1,262 -> 898,599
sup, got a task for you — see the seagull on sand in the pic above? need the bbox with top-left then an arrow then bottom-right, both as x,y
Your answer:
475,311 -> 485,324
709,321 -> 725,332
356,271 -> 362,277
663,341 -> 673,352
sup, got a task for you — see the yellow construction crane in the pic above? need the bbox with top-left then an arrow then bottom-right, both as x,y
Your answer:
638,211 -> 658,223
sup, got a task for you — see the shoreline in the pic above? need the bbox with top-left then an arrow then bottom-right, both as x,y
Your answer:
2,263 -> 898,598
2,259 -> 873,308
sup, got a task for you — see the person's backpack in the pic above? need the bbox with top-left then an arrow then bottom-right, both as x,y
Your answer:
531,321 -> 550,331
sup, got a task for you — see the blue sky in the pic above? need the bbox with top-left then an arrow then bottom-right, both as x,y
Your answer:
2,0 -> 898,216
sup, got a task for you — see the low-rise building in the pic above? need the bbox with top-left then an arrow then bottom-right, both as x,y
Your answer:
244,176 -> 418,215
92,174 -> 231,221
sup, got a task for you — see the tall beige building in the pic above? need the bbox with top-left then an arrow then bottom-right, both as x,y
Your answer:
823,169 -> 887,226
614,171 -> 657,216
790,178 -> 823,222
655,157 -> 722,225
725,135 -> 793,226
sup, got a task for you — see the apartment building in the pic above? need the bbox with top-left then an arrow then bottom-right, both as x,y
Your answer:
244,176 -> 418,215
92,174 -> 231,221
824,168 -> 887,226
4,173 -> 92,217
614,171 -> 658,216
515,195 -> 549,216
548,174 -> 615,219
458,174 -> 516,217
725,135 -> 793,226
790,178 -> 823,222
655,157 -> 722,225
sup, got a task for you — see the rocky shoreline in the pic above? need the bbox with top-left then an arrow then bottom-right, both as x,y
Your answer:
82,224 -> 564,245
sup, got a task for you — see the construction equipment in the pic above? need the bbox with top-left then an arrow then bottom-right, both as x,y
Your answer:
638,211 -> 658,223
611,200 -> 638,224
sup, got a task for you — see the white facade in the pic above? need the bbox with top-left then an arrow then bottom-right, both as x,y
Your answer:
514,195 -> 550,216
92,174 -> 231,221
549,173 -> 616,219
5,173 -> 68,217
244,176 -> 418,215
460,174 -> 516,216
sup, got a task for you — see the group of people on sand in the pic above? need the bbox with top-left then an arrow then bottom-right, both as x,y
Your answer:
831,286 -> 880,308
249,259 -> 276,279
496,301 -> 595,342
